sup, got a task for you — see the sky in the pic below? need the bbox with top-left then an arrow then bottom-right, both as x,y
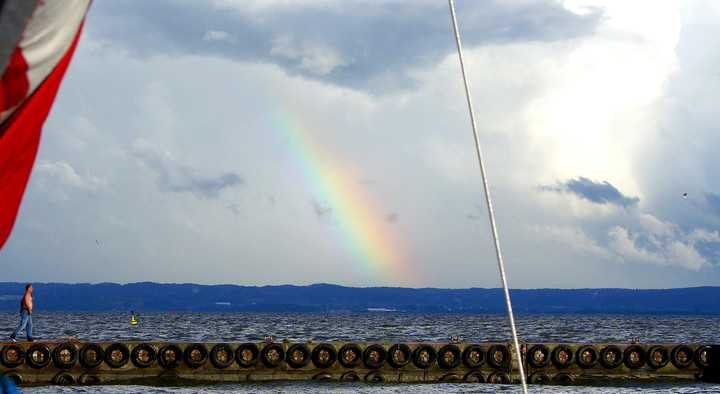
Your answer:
2,0 -> 720,289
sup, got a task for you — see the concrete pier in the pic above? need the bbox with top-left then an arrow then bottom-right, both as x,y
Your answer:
0,340 -> 716,385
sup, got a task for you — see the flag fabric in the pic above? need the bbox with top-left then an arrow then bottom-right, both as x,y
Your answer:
0,0 -> 92,248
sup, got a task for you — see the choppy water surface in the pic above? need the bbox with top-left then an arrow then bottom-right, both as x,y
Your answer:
2,312 -> 719,393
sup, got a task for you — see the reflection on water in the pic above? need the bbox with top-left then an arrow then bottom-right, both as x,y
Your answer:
1,312 -> 719,393
3,312 -> 718,344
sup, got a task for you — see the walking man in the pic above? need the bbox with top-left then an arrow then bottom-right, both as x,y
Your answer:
10,284 -> 34,342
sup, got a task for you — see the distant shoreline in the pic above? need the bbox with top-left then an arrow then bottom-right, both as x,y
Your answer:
1,282 -> 718,315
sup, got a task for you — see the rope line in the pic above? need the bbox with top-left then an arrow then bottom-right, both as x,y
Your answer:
1,335 -> 77,350
447,1 -> 528,391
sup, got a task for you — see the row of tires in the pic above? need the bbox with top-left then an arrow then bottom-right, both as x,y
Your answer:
1,368 -> 512,386
527,344 -> 710,370
0,343 -> 508,371
1,343 -> 709,371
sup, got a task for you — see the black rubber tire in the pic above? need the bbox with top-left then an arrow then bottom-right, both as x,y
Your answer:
364,371 -> 386,382
79,344 -> 104,369
338,344 -> 362,368
0,344 -> 24,368
671,345 -> 694,369
158,344 -> 182,369
312,372 -> 333,380
575,345 -> 599,369
387,344 -> 411,368
286,344 -> 311,368
647,345 -> 669,369
463,370 -> 486,383
553,373 -> 574,382
363,344 -> 387,369
695,345 -> 711,368
551,345 -> 574,369
78,372 -> 101,385
209,343 -> 235,369
260,343 -> 285,368
104,343 -> 130,368
438,345 -> 461,369
26,344 -> 51,369
340,371 -> 361,381
599,345 -> 623,369
623,345 -> 646,369
488,371 -> 511,384
487,345 -> 511,369
131,343 -> 157,368
440,373 -> 463,382
527,344 -> 550,368
462,345 -> 486,368
412,345 -> 437,369
528,371 -> 551,384
236,343 -> 260,368
52,371 -> 76,385
183,343 -> 208,368
53,343 -> 79,368
311,344 -> 337,369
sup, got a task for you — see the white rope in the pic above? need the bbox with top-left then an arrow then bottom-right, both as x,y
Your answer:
447,1 -> 528,392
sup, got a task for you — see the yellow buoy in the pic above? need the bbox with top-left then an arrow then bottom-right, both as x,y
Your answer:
130,312 -> 138,325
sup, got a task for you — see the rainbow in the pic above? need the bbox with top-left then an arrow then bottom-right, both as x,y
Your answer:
257,89 -> 418,286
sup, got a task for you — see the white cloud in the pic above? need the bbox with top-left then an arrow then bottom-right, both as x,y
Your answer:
32,160 -> 107,202
531,224 -> 609,257
667,239 -> 707,271
203,30 -> 234,42
35,160 -> 86,189
270,35 -> 353,75
637,213 -> 675,237
690,228 -> 720,243
608,226 -> 665,265
607,223 -> 715,271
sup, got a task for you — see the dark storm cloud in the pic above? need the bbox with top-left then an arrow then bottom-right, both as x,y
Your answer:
310,199 -> 334,222
85,0 -> 602,93
540,177 -> 639,209
132,148 -> 243,199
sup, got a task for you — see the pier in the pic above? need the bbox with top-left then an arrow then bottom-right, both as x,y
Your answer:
1,340 -> 717,385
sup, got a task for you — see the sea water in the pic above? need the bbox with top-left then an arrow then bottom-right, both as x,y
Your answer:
2,312 -> 719,393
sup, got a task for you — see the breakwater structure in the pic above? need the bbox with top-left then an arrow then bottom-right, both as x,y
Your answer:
1,339 -> 719,385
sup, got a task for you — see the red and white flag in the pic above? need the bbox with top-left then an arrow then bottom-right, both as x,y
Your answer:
0,0 -> 91,248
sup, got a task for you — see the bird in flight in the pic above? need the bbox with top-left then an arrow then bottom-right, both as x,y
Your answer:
682,193 -> 688,199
